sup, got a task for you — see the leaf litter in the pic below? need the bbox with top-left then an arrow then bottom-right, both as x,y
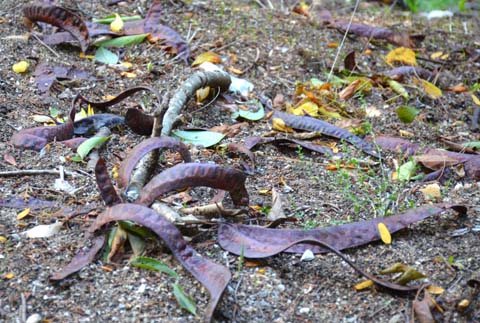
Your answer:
2,1 -> 480,322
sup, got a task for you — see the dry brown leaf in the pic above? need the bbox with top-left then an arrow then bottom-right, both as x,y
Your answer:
339,79 -> 361,100
192,52 -> 221,67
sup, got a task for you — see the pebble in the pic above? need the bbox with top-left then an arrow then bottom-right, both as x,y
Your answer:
277,284 -> 285,292
298,307 -> 310,314
26,314 -> 41,323
300,249 -> 315,262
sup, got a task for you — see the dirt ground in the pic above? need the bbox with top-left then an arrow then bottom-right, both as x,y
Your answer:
1,0 -> 479,322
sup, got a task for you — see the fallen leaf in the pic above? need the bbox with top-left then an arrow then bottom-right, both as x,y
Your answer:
110,13 -> 124,33
172,283 -> 197,316
354,279 -> 374,291
397,106 -> 419,123
420,79 -> 442,99
426,285 -> 444,294
339,79 -> 361,100
172,130 -> 225,148
4,152 -> 17,166
17,208 -> 31,220
4,272 -> 15,279
385,47 -> 417,66
419,183 -> 441,200
12,61 -> 29,73
23,221 -> 63,238
267,188 -> 286,221
472,94 -> 480,106
130,256 -> 178,278
192,52 -> 222,67
272,117 -> 294,133
377,222 -> 392,244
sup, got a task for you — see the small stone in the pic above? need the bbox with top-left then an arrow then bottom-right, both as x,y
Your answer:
26,313 -> 41,323
300,249 -> 315,262
298,307 -> 310,314
277,284 -> 285,292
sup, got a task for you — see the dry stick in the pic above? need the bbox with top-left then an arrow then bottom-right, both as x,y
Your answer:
126,71 -> 231,199
30,33 -> 60,58
326,0 -> 361,82
0,169 -> 80,177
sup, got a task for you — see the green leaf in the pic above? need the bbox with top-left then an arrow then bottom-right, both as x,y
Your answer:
76,136 -> 110,160
173,130 -> 225,148
118,220 -> 155,238
94,47 -> 119,65
462,141 -> 480,149
94,34 -> 149,48
103,227 -> 117,262
70,156 -> 84,163
172,283 -> 197,316
398,160 -> 417,181
127,232 -> 146,257
93,15 -> 142,24
233,100 -> 265,121
396,106 -> 419,123
130,256 -> 179,279
387,80 -> 409,100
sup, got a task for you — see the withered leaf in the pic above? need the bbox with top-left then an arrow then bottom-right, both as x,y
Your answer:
11,106 -> 75,151
23,4 -> 90,53
144,0 -> 190,63
137,163 -> 249,207
34,63 -> 94,94
218,204 -> 465,257
88,203 -> 231,322
271,110 -> 378,157
50,235 -> 105,280
117,137 -> 191,189
95,158 -> 122,206
244,136 -> 334,156
74,114 -> 125,136
125,109 -> 154,136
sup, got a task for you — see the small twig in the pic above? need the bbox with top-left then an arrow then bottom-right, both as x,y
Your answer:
30,33 -> 60,58
327,0 -> 361,81
19,293 -> 26,323
0,169 -> 81,177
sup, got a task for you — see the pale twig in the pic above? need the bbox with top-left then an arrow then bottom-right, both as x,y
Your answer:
0,169 -> 81,177
327,0 -> 361,82
31,33 -> 60,58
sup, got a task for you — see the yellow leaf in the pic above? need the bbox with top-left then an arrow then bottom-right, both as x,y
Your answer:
257,268 -> 267,274
12,61 -> 29,73
112,164 -> 119,179
110,14 -> 124,33
427,285 -> 445,295
420,79 -> 442,99
102,95 -> 116,101
430,51 -> 444,59
380,262 -> 408,274
472,94 -> 480,106
0,236 -> 7,243
192,52 -> 222,67
272,118 -> 294,133
4,272 -> 15,279
79,52 -> 95,59
354,279 -> 374,291
327,42 -> 338,48
121,62 -> 133,69
120,71 -> 137,78
17,208 -> 31,220
419,183 -> 441,200
377,222 -> 391,244
87,104 -> 94,116
290,101 -> 318,116
228,66 -> 243,75
196,86 -> 210,103
258,189 -> 270,195
80,108 -> 88,119
385,47 -> 417,66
